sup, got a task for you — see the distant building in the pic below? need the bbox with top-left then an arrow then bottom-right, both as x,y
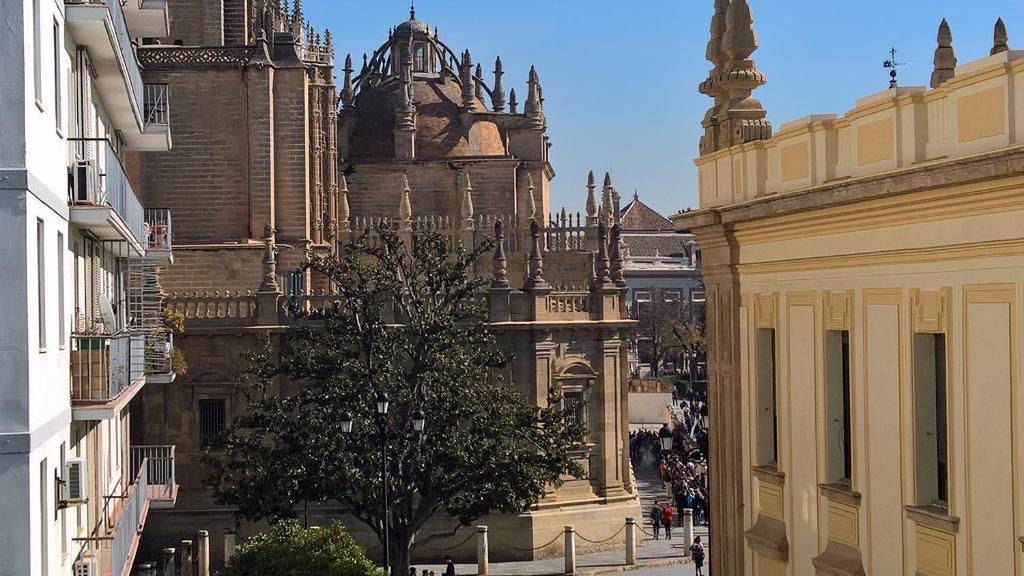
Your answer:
676,3 -> 1024,576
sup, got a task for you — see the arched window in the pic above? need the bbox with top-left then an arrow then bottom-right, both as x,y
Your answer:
556,363 -> 598,443
414,43 -> 426,72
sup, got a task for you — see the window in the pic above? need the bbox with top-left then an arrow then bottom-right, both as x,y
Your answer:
53,20 -> 62,132
755,328 -> 777,467
913,333 -> 949,508
33,0 -> 42,108
691,291 -> 707,303
57,232 -> 65,347
414,44 -> 426,71
37,219 -> 46,349
564,391 -> 583,429
663,290 -> 682,303
825,330 -> 852,484
199,400 -> 227,449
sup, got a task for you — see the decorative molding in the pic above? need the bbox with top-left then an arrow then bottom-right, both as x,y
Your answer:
819,483 -> 862,508
823,291 -> 854,331
744,514 -> 789,561
138,46 -> 258,68
914,523 -> 957,576
906,505 -> 961,534
910,287 -> 952,334
754,293 -> 779,329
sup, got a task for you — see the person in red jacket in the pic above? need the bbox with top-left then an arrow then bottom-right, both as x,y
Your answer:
660,503 -> 674,539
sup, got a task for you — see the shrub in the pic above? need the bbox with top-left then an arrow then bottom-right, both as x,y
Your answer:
224,520 -> 382,576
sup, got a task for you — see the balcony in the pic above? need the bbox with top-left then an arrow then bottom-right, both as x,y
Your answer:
70,333 -> 146,420
106,461 -> 149,576
143,207 -> 173,264
130,446 -> 178,509
69,138 -> 146,255
65,0 -> 144,135
121,0 -> 169,39
130,83 -> 173,151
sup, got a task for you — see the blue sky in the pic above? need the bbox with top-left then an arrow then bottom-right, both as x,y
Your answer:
304,1 -> 1024,217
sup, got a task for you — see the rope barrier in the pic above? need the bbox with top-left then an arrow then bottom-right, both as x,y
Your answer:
490,531 -> 563,553
574,524 -> 626,545
417,530 -> 478,552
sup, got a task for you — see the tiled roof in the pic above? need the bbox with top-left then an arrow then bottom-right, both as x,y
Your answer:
622,233 -> 691,258
619,196 -> 674,231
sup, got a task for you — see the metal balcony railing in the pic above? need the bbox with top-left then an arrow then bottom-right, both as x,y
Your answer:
111,461 -> 147,576
129,445 -> 176,501
70,333 -> 145,402
143,84 -> 169,127
144,208 -> 172,250
65,0 -> 144,113
68,138 -> 146,245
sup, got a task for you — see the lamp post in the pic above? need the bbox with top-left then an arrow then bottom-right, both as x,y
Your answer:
658,423 -> 673,453
340,395 -> 426,575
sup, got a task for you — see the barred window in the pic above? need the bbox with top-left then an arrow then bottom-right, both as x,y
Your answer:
199,400 -> 226,449
564,391 -> 583,428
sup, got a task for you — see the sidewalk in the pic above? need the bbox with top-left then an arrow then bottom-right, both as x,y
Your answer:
415,469 -> 709,576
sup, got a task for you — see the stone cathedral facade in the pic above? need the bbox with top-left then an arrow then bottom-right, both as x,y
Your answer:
128,2 -> 641,566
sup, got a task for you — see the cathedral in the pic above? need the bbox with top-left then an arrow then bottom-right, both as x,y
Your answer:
129,1 -> 641,566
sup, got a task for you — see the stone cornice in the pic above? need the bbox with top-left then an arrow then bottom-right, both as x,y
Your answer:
674,145 -> 1024,231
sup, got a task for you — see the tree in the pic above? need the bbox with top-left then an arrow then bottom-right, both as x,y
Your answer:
634,292 -> 706,379
208,227 -> 585,576
224,520 -> 381,576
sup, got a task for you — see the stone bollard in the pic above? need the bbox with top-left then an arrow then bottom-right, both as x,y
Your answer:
197,530 -> 210,576
476,526 -> 489,576
162,548 -> 176,576
625,518 -> 637,566
224,529 -> 237,567
180,540 -> 193,576
564,525 -> 576,575
682,509 -> 694,556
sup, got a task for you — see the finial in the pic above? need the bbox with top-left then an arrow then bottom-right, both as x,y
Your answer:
341,54 -> 354,109
509,88 -> 518,114
993,18 -> 1009,55
610,224 -> 625,286
410,1 -> 416,20
633,191 -> 639,202
527,219 -> 548,289
493,56 -> 506,112
585,171 -> 597,224
475,63 -> 484,100
259,223 -> 279,293
461,50 -> 476,111
525,173 -> 536,220
601,172 -> 614,226
882,46 -> 904,89
492,220 -> 509,288
525,66 -> 543,124
930,20 -> 956,89
596,222 -> 611,285
399,175 -> 412,223
462,172 -> 475,222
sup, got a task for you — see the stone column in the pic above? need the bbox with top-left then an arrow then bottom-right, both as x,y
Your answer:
197,530 -> 210,576
683,509 -> 694,555
563,526 -> 576,576
224,529 -> 237,567
180,540 -> 193,576
244,62 -> 276,241
476,526 -> 489,576
162,548 -> 176,576
593,331 -> 625,497
625,518 -> 636,566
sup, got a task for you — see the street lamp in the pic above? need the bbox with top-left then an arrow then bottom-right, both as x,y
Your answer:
340,393 -> 426,575
658,423 -> 673,453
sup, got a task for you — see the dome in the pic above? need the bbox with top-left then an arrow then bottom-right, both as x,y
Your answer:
395,18 -> 429,36
346,76 -> 506,160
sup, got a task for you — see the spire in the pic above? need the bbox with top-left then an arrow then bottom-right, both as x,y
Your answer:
993,18 -> 1009,55
291,0 -> 303,33
525,66 -> 544,127
525,172 -> 536,221
491,220 -> 509,289
492,57 -> 506,112
595,222 -> 611,286
609,224 -> 625,287
475,63 -> 484,100
341,54 -> 355,109
461,172 -> 475,223
699,0 -> 730,154
461,50 -> 476,111
410,1 -> 416,20
509,88 -> 518,114
585,170 -> 597,225
601,172 -> 614,227
399,175 -> 413,226
526,219 -> 548,290
711,0 -> 771,152
931,19 -> 957,89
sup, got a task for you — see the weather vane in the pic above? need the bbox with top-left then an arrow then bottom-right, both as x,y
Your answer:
883,46 -> 904,89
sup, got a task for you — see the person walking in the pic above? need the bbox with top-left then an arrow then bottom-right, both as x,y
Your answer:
443,556 -> 456,576
691,536 -> 706,576
649,500 -> 663,540
661,503 -> 674,539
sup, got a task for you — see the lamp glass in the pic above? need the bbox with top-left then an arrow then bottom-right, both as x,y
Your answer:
376,393 -> 389,415
412,410 -> 426,433
660,435 -> 673,451
340,412 -> 353,434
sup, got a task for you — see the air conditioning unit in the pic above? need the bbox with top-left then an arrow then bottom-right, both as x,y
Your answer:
63,458 -> 88,503
73,558 -> 95,576
72,160 -> 97,204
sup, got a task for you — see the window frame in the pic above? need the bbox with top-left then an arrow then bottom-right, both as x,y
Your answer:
755,327 -> 778,468
37,218 -> 47,351
824,329 -> 853,485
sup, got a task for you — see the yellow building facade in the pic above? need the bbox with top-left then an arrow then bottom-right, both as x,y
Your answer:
675,4 -> 1024,575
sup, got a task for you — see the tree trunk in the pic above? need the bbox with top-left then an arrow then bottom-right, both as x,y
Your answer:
390,531 -> 413,576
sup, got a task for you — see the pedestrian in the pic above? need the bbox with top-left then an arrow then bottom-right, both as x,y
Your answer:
661,503 -> 674,539
649,500 -> 663,540
408,568 -> 417,576
421,569 -> 429,576
690,536 -> 705,575
444,556 -> 456,576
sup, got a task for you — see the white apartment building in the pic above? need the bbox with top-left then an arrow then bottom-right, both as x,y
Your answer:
0,1 -> 177,575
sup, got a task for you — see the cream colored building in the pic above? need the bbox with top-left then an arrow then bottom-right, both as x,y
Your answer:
674,3 -> 1024,575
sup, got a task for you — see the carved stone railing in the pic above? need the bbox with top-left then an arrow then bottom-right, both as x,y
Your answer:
167,291 -> 258,321
137,46 -> 257,68
543,291 -> 593,321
